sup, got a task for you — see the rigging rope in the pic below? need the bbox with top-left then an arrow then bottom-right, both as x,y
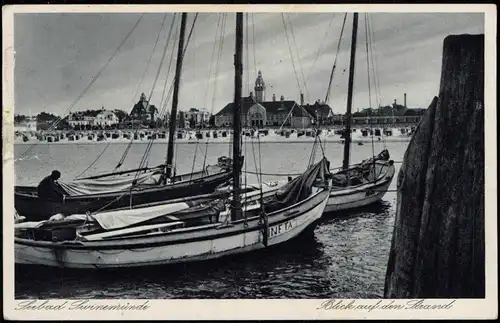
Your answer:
195,14 -> 223,172
367,14 -> 382,109
159,18 -> 180,115
280,14 -> 303,96
200,14 -> 224,173
286,14 -> 309,101
243,170 -> 304,177
112,14 -> 178,172
364,13 -> 376,164
325,13 -> 348,104
146,16 -> 176,117
74,140 -> 114,179
188,16 -> 202,179
135,15 -> 178,172
323,13 -> 348,155
253,131 -> 267,242
131,14 -> 168,105
307,112 -> 327,168
212,14 -> 227,118
202,14 -> 223,116
257,124 -> 264,211
305,13 -> 336,85
143,13 -> 199,173
251,13 -> 258,76
189,139 -> 200,180
189,13 -> 225,178
77,14 -> 170,179
244,13 -> 250,196
18,14 -> 144,162
367,15 -> 387,149
245,12 -> 251,98
251,133 -> 259,184
366,13 -> 387,151
140,13 -> 199,178
156,15 -> 193,171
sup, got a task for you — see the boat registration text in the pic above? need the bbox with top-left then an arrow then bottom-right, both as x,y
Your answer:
268,220 -> 294,238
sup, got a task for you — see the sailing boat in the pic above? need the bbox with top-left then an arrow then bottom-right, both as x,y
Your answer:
14,12 -> 332,269
14,14 -> 236,222
323,13 -> 395,212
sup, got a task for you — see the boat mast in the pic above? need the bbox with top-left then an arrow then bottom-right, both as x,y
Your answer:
342,13 -> 359,171
165,13 -> 188,180
231,13 -> 244,222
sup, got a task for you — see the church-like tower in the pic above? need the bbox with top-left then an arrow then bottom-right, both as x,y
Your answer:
254,70 -> 266,103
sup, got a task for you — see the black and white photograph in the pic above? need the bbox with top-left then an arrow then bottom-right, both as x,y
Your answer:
3,4 -> 496,320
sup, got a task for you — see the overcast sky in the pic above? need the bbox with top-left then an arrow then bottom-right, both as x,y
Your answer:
14,12 -> 484,116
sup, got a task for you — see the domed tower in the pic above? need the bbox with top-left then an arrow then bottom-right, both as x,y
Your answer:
254,70 -> 266,103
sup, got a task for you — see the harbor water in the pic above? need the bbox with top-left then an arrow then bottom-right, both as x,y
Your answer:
14,140 -> 407,299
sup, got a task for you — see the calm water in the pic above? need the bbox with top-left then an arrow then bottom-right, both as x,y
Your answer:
14,140 -> 407,299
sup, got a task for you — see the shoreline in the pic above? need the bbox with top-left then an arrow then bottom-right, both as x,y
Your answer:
14,136 -> 412,145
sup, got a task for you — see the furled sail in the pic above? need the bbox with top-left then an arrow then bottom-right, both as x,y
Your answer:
263,157 -> 330,213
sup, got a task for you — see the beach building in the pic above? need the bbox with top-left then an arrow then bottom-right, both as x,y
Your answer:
351,115 -> 423,125
184,108 -> 210,127
67,112 -> 96,128
95,108 -> 119,127
215,71 -> 315,128
302,99 -> 334,125
130,93 -> 158,121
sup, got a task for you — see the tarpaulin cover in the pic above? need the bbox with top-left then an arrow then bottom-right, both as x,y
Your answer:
15,203 -> 189,231
89,202 -> 190,230
330,149 -> 390,187
263,157 -> 330,213
58,171 -> 162,196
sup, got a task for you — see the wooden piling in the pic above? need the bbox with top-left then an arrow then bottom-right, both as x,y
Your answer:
384,34 -> 485,298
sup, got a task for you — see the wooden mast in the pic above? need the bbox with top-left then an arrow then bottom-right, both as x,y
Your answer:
342,13 -> 359,171
165,13 -> 188,180
231,13 -> 244,221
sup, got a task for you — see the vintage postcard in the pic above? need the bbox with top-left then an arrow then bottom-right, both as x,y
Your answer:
3,4 -> 497,321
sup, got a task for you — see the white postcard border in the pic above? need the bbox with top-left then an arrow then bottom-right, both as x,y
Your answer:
2,4 -> 497,320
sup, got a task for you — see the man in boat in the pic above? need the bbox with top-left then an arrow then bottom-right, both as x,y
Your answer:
37,170 -> 67,201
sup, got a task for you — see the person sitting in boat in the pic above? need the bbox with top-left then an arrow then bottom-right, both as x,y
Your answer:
37,170 -> 67,201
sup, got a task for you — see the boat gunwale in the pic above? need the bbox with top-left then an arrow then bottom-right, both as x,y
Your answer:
329,161 -> 395,197
14,170 -> 232,200
14,188 -> 330,250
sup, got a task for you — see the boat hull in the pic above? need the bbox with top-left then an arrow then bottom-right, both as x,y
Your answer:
15,171 -> 233,222
324,163 -> 395,213
324,175 -> 393,213
15,190 -> 330,268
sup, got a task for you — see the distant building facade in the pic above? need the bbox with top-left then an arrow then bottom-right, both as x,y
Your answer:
67,112 -> 95,128
214,71 -> 317,128
351,115 -> 422,125
67,108 -> 119,128
302,100 -> 334,125
95,108 -> 119,127
130,93 -> 158,121
184,108 -> 210,127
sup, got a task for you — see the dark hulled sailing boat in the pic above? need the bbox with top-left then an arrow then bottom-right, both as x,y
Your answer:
14,14 -> 235,221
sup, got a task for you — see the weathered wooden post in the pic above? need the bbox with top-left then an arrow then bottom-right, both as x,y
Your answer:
384,34 -> 485,298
